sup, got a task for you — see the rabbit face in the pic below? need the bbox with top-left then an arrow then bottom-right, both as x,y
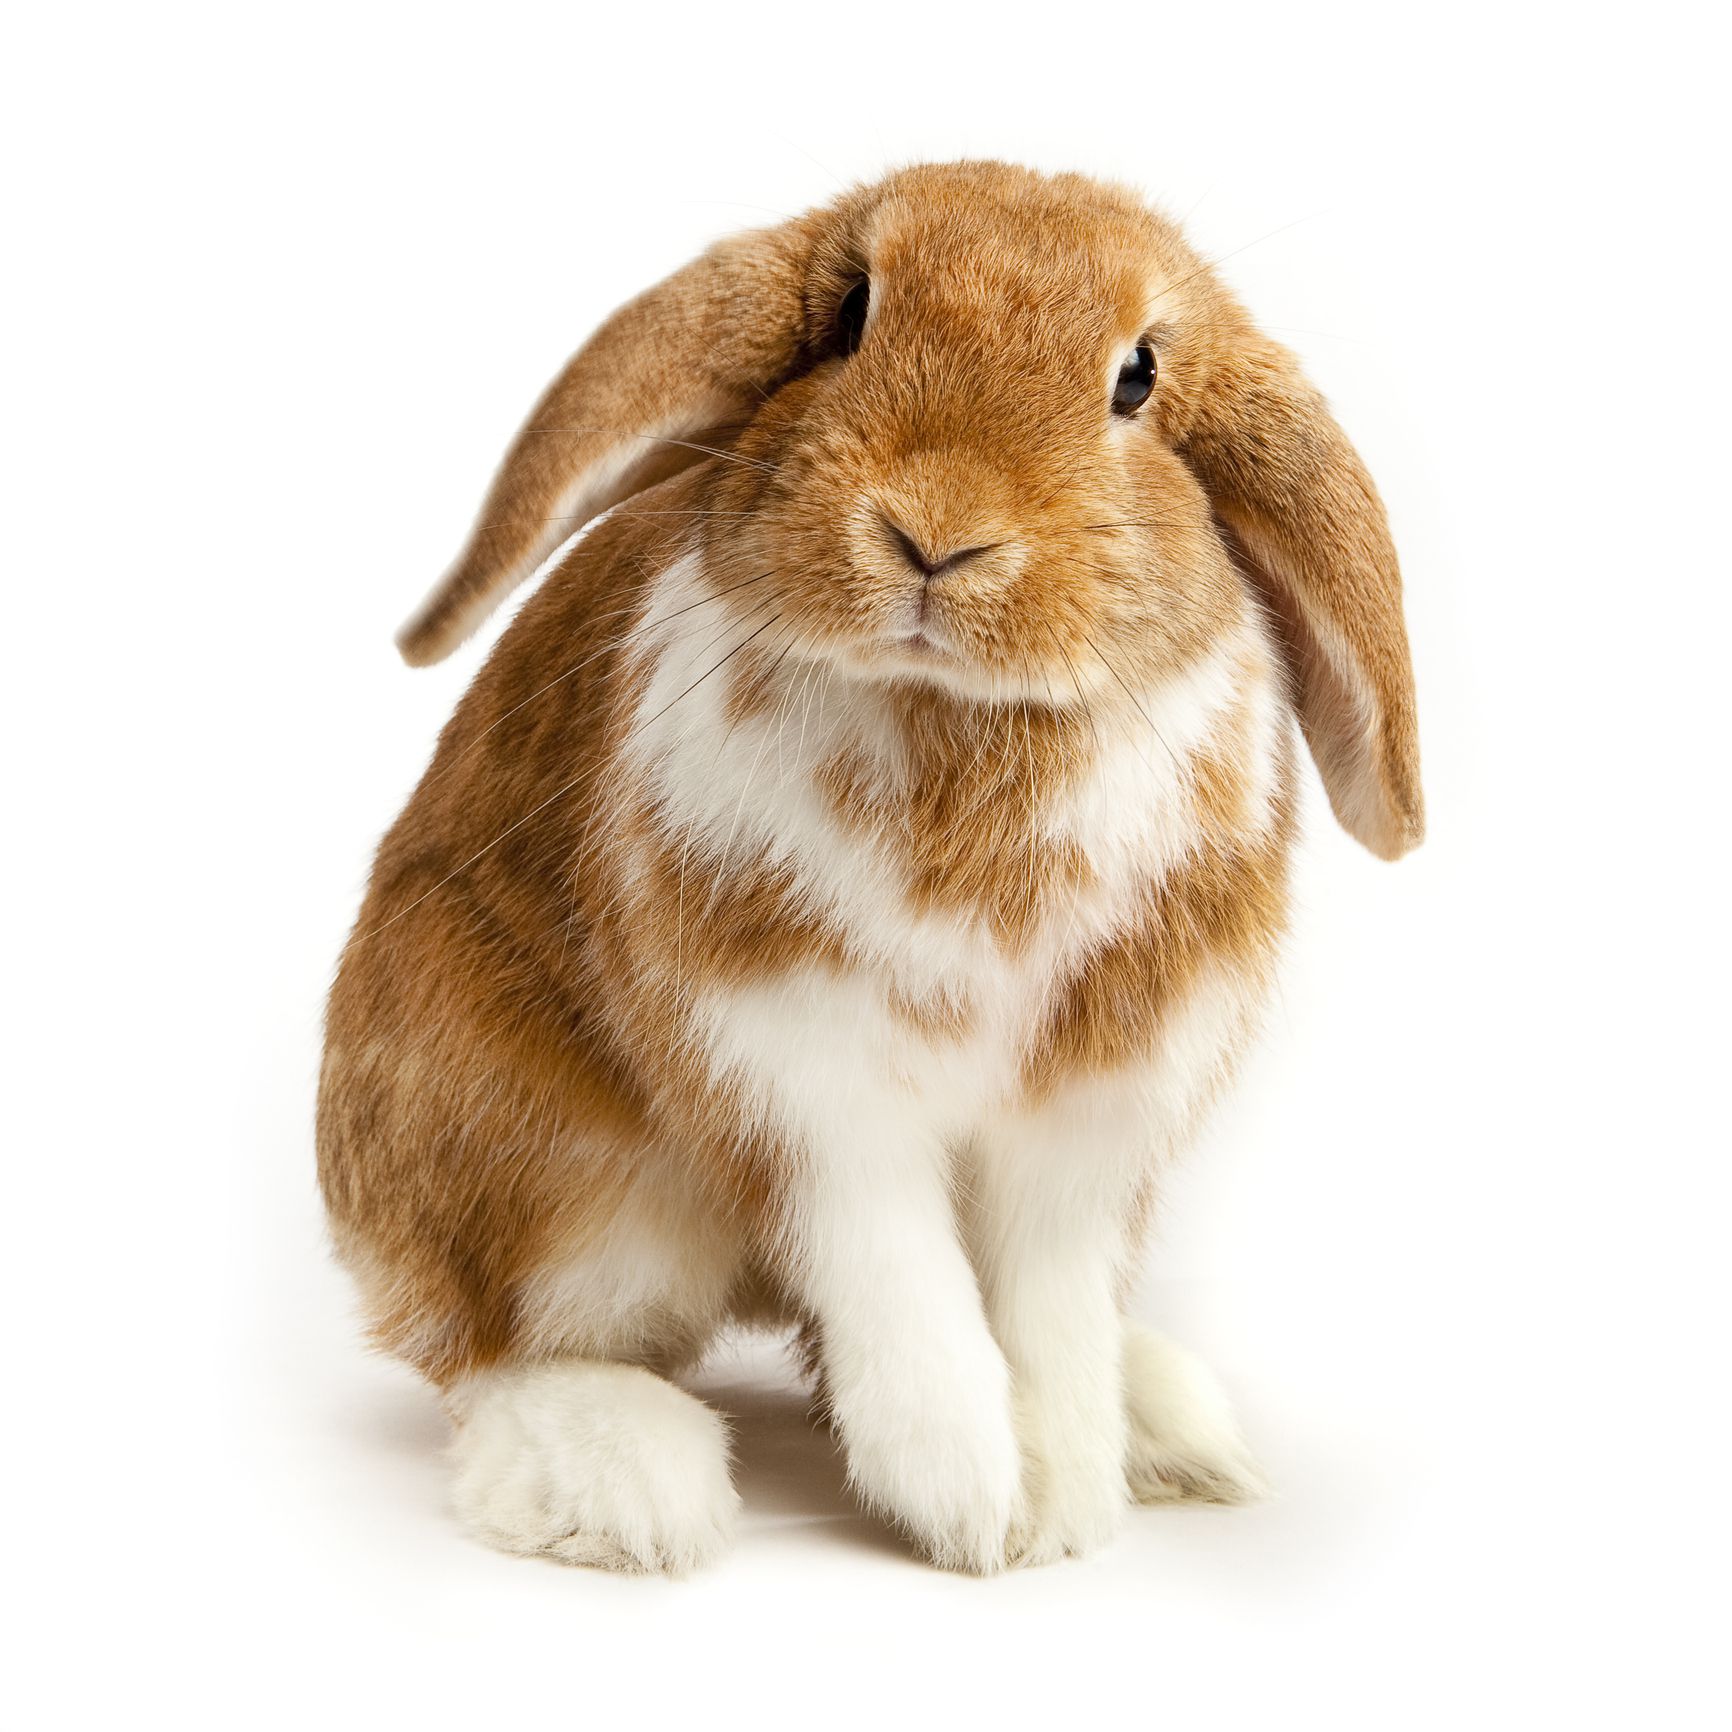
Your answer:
717,170 -> 1242,705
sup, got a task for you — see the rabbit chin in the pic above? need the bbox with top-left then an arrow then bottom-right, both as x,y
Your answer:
804,626 -> 1102,708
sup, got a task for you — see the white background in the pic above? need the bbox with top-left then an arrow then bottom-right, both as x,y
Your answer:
8,2 -> 1727,1726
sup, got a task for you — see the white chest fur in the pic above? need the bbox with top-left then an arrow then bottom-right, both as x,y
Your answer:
623,554 -> 1284,1146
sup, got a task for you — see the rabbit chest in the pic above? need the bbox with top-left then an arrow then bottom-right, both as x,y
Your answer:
618,555 -> 1296,1151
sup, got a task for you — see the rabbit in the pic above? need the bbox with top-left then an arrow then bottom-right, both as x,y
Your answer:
317,160 -> 1423,1574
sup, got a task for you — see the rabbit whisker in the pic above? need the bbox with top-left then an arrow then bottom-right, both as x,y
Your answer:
440,569 -> 780,771
1146,212 -> 1323,319
1071,519 -> 1192,533
466,506 -> 761,534
520,424 -> 781,476
360,606 -> 785,942
1082,631 -> 1181,777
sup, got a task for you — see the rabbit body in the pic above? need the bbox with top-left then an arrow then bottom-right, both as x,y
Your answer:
319,162 -> 1419,1571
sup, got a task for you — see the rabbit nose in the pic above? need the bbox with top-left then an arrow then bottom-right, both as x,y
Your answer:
880,515 -> 997,582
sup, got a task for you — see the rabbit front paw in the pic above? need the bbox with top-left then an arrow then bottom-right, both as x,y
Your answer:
831,1345 -> 1022,1572
1007,1398 -> 1130,1566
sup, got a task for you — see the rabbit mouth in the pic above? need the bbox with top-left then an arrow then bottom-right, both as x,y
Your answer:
876,619 -> 967,682
890,599 -> 958,659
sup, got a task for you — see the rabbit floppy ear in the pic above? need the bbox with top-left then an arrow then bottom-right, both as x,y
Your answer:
397,222 -> 814,667
1184,334 -> 1424,859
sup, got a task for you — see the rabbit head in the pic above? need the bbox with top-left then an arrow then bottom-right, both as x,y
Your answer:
398,161 -> 1420,859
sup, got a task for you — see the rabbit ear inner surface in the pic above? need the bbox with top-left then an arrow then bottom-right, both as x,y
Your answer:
396,222 -> 814,667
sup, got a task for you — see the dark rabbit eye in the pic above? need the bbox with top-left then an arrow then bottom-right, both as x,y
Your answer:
836,279 -> 870,356
1112,343 -> 1157,414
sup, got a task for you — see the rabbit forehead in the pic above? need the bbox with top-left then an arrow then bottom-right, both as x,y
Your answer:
853,161 -> 1178,333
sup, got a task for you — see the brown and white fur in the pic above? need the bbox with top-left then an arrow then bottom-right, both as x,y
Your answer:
318,162 -> 1423,1573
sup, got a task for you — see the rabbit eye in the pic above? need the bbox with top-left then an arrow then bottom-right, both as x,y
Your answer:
1112,343 -> 1157,414
836,279 -> 870,356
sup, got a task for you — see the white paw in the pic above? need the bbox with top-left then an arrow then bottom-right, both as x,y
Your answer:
1007,1454 -> 1129,1567
1122,1324 -> 1267,1505
448,1361 -> 740,1573
829,1340 -> 1021,1573
1005,1376 -> 1131,1566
